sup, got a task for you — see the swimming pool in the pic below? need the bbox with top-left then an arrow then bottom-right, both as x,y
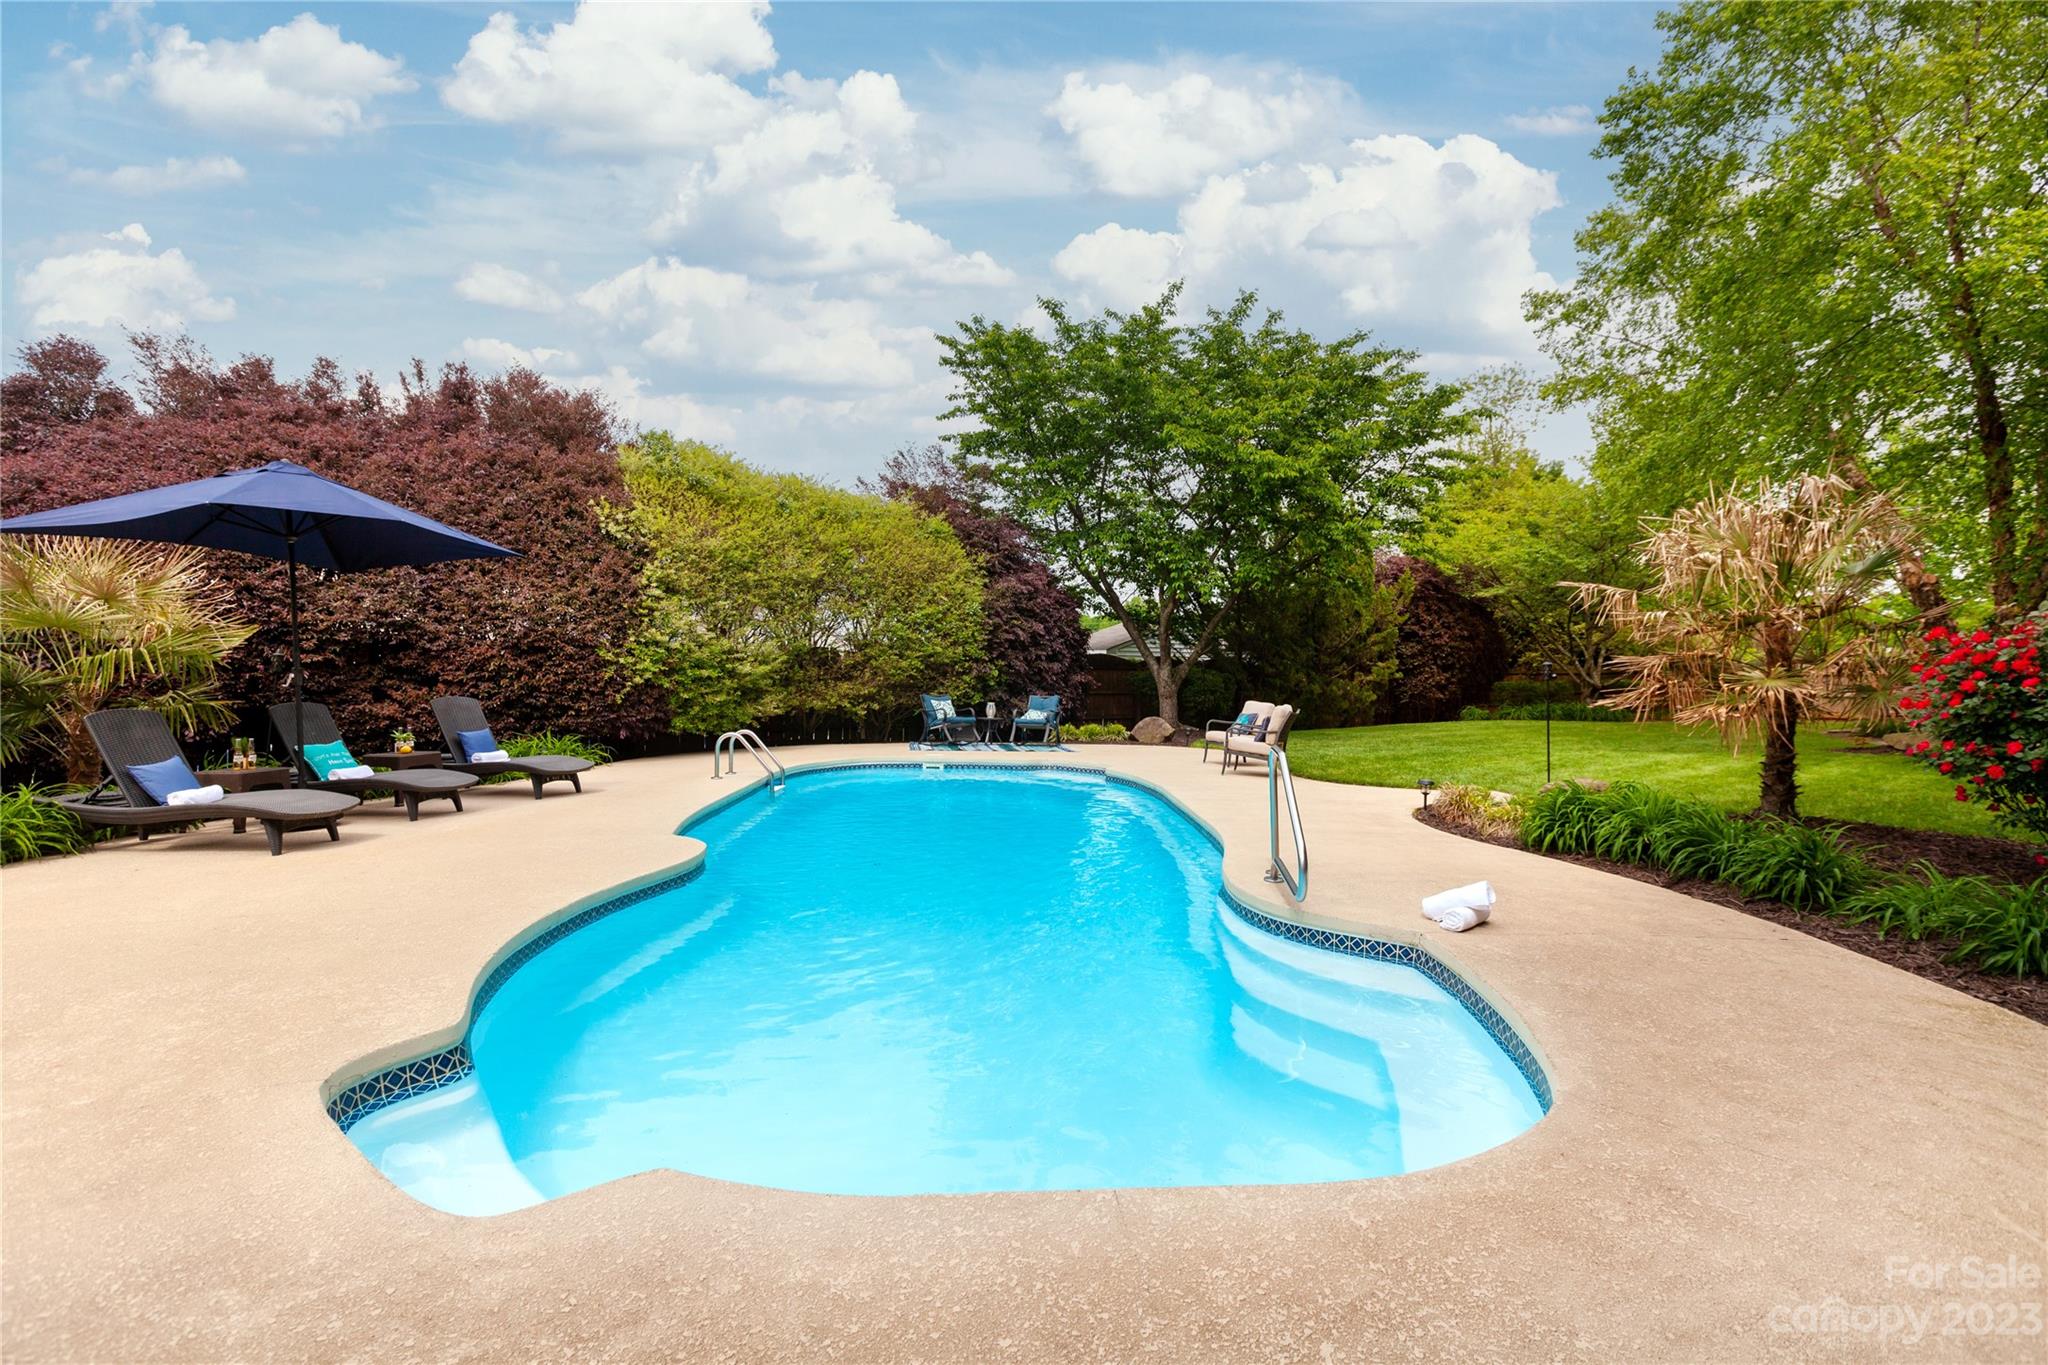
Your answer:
340,765 -> 1546,1214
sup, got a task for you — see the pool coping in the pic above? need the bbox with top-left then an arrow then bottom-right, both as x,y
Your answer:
322,758 -> 1552,1143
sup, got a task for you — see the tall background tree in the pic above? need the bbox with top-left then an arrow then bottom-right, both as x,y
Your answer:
1529,0 -> 2046,618
940,285 -> 1462,725
868,444 -> 1092,713
1417,364 -> 1642,698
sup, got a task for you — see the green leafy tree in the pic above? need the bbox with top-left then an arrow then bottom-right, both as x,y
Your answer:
1420,454 -> 1641,699
1530,0 -> 2047,617
940,284 -> 1461,724
1,537 -> 254,786
1221,551 -> 1410,729
600,434 -> 986,735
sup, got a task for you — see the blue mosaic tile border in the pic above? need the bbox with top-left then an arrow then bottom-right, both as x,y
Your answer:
1220,891 -> 1553,1112
326,865 -> 703,1132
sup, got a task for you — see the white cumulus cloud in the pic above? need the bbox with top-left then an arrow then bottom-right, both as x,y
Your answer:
1049,67 -> 1351,196
1051,223 -> 1186,311
444,1 -> 774,151
1505,105 -> 1595,136
578,256 -> 922,389
459,337 -> 578,371
769,169 -> 1010,285
1054,133 -> 1561,346
66,155 -> 246,194
554,365 -> 740,443
19,224 -> 235,330
128,14 -> 413,139
454,263 -> 565,314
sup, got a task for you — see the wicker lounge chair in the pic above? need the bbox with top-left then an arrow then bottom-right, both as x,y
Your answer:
268,702 -> 478,821
920,694 -> 982,747
431,696 -> 592,799
58,709 -> 357,855
1009,694 -> 1062,746
1218,703 -> 1297,775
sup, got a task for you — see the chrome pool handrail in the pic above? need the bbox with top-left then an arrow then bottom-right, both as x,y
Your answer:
1264,747 -> 1307,901
712,728 -> 786,791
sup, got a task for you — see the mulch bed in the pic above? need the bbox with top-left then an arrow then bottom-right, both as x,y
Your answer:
1779,815 -> 2048,885
1416,806 -> 2048,1026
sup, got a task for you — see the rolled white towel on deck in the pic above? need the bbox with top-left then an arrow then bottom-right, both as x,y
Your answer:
1421,880 -> 1496,920
327,764 -> 376,780
1427,906 -> 1486,933
468,749 -> 510,764
165,784 -> 225,806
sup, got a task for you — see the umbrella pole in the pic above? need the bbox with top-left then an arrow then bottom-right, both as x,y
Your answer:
287,536 -> 304,779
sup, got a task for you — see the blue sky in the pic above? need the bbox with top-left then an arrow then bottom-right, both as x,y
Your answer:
2,1 -> 1664,480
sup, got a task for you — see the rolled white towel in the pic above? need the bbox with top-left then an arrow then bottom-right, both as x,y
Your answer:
165,784 -> 226,806
468,749 -> 511,764
1421,880 -> 1496,919
327,764 -> 377,780
1428,906 -> 1486,933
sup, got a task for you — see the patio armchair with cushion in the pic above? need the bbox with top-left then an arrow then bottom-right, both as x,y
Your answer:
268,701 -> 478,821
920,694 -> 983,747
1219,703 -> 1297,775
58,708 -> 358,855
431,696 -> 594,799
1203,701 -> 1274,765
1009,694 -> 1062,746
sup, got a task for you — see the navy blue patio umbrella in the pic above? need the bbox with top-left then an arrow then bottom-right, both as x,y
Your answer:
0,460 -> 518,756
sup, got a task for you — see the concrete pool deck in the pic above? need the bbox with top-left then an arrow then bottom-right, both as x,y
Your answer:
2,743 -> 2042,1362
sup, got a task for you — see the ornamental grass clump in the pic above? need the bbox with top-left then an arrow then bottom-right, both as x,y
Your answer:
0,785 -> 95,864
1840,865 -> 2048,978
1430,783 -> 1526,840
1896,611 -> 2047,840
1719,819 -> 1867,911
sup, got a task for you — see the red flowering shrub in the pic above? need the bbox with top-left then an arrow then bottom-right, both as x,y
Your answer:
1897,611 -> 2048,839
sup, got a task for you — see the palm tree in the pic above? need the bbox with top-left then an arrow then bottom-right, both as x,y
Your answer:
1566,474 -> 1908,817
0,537 -> 254,786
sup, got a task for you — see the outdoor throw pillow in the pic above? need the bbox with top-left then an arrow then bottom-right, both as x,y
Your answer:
302,740 -> 360,780
929,698 -> 954,720
1235,711 -> 1257,727
455,727 -> 496,760
1020,709 -> 1049,724
127,755 -> 202,805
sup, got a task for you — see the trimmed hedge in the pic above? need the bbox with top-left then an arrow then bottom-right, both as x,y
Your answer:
1491,679 -> 1577,707
1459,703 -> 1633,722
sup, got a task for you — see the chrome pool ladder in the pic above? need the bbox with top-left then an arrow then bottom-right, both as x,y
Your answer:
1265,748 -> 1308,901
712,728 -> 786,791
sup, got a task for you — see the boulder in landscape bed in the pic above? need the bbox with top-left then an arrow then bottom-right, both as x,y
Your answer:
1131,716 -> 1178,745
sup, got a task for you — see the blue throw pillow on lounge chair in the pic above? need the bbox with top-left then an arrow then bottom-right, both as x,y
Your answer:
128,754 -> 202,805
456,727 -> 497,760
927,697 -> 954,720
1235,711 -> 1256,727
302,739 -> 360,779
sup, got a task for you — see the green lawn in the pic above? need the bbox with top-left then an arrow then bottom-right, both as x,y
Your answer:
1286,720 -> 2024,838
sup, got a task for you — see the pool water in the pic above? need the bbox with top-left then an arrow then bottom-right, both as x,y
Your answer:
346,766 -> 1544,1214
